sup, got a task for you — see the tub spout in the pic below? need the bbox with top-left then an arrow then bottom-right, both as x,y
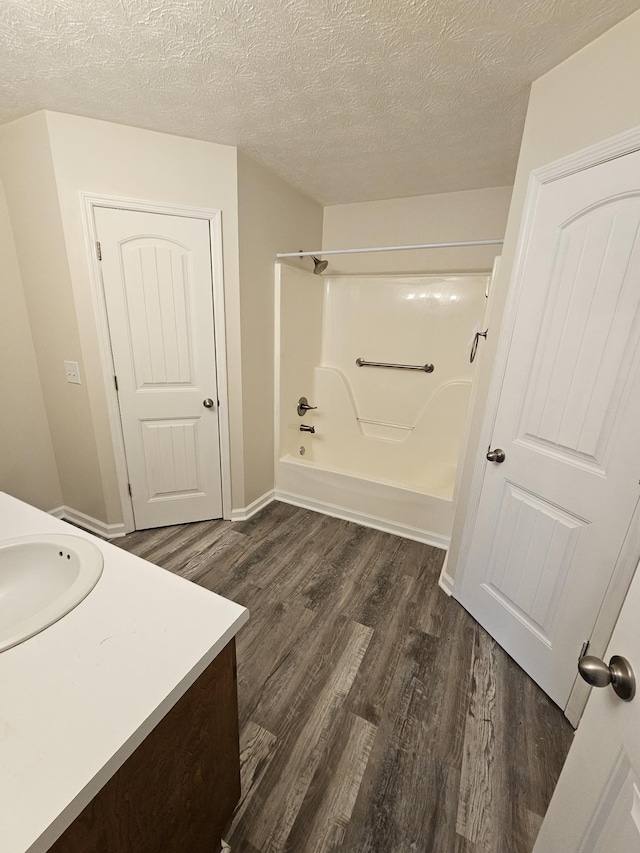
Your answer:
300,424 -> 315,434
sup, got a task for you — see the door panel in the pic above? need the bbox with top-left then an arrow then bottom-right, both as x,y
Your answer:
485,482 -> 584,644
458,150 -> 640,709
140,419 -> 201,497
518,196 -> 640,466
122,240 -> 195,387
95,207 -> 223,529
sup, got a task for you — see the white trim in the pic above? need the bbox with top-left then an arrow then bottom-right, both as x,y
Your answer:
275,489 -> 450,550
80,195 -> 134,533
273,264 -> 283,504
208,208 -> 233,522
80,192 -> 234,531
49,506 -> 126,540
451,124 -> 640,722
534,125 -> 640,184
230,490 -> 275,521
438,552 -> 454,597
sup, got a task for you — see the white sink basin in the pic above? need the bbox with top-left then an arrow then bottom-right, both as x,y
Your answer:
0,534 -> 104,652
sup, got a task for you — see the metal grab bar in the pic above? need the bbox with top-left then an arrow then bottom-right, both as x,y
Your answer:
356,357 -> 434,373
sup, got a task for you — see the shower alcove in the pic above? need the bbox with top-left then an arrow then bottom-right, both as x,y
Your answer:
274,263 -> 490,548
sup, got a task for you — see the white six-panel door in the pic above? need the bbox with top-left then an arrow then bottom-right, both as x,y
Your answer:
95,207 -> 223,529
458,149 -> 640,709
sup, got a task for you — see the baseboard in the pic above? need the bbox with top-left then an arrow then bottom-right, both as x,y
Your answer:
230,490 -> 275,522
274,489 -> 450,550
438,552 -> 455,596
49,505 -> 126,540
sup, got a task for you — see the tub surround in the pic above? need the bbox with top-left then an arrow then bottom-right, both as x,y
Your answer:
275,266 -> 489,544
0,493 -> 248,853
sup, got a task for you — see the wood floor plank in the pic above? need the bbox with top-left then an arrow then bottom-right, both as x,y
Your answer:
495,640 -> 573,851
346,572 -> 416,725
345,724 -> 464,852
116,504 -> 573,853
456,625 -> 500,849
416,600 -> 477,769
243,621 -> 373,852
343,626 -> 453,851
226,721 -> 278,842
285,709 -> 377,853
223,840 -> 261,853
231,587 -> 316,730
520,807 -> 544,848
296,524 -> 389,614
453,833 -> 478,852
245,610 -> 354,735
117,521 -> 197,561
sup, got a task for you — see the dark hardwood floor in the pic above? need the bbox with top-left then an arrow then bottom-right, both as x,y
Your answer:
117,502 -> 573,853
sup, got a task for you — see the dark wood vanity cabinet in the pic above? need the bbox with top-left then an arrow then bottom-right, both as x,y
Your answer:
49,640 -> 240,853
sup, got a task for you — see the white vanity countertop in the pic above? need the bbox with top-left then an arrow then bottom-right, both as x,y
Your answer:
0,493 -> 249,853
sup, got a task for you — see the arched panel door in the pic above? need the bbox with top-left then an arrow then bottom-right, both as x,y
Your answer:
95,207 -> 223,529
458,150 -> 640,710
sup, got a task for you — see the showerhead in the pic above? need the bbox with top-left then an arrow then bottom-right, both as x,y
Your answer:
312,255 -> 328,275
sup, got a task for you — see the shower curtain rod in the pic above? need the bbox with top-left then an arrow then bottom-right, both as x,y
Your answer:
276,238 -> 504,259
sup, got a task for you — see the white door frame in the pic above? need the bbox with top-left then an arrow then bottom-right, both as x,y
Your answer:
80,192 -> 233,533
453,125 -> 640,725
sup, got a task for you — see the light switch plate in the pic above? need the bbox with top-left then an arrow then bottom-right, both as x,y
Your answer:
64,360 -> 81,384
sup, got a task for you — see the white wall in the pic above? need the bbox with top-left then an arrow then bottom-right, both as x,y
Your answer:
0,176 -> 62,510
0,111 -> 322,523
237,152 -> 323,505
44,112 -> 244,521
322,187 -> 512,276
448,8 -> 640,579
0,111 -> 243,521
0,113 -> 105,518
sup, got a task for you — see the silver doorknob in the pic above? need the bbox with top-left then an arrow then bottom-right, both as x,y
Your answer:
203,398 -> 215,409
486,447 -> 506,463
578,654 -> 635,701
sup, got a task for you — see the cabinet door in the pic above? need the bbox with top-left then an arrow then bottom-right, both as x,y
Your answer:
50,641 -> 240,853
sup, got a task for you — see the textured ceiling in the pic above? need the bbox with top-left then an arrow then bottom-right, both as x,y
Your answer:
0,0 -> 637,204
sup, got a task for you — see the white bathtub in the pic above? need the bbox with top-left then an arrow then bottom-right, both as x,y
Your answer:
275,375 -> 471,548
276,454 -> 455,548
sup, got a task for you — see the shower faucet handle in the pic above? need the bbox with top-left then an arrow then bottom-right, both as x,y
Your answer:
297,397 -> 317,417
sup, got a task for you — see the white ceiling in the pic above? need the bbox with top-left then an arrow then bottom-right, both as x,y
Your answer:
0,1 -> 637,204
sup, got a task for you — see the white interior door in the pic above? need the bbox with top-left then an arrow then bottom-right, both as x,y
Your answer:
533,557 -> 640,852
457,149 -> 640,710
95,207 -> 223,530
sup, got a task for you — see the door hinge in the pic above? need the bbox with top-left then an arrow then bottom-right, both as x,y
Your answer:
127,483 -> 132,497
113,375 -> 118,391
96,241 -> 102,261
579,640 -> 590,661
